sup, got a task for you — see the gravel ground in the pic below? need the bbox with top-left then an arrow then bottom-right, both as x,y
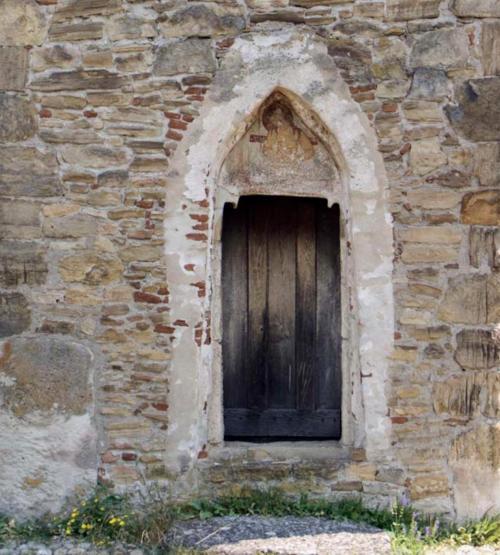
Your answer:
167,515 -> 392,555
2,516 -> 500,555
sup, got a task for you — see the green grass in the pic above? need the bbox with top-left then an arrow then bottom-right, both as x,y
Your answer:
2,487 -> 500,554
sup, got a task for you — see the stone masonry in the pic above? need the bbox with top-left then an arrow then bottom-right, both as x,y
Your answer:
0,0 -> 500,522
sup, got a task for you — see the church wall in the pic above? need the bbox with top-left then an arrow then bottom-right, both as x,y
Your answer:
1,0 -> 500,521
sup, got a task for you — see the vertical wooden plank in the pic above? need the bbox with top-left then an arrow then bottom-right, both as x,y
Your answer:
296,199 -> 317,411
247,197 -> 269,410
267,197 -> 297,409
222,202 -> 248,409
316,201 -> 342,411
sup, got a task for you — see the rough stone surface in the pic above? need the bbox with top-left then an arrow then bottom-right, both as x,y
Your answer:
455,329 -> 500,370
446,79 -> 500,142
386,0 -> 441,21
169,516 -> 391,555
160,5 -> 246,38
62,145 -> 132,168
438,274 -> 500,324
32,44 -> 81,72
0,242 -> 48,287
433,374 -> 483,418
0,146 -> 61,197
452,0 -> 500,18
461,190 -> 500,225
0,0 -> 49,46
154,40 -> 217,75
410,29 -> 470,69
0,47 -> 30,90
59,252 -> 124,285
0,293 -> 31,338
0,93 -> 37,142
0,337 -> 93,417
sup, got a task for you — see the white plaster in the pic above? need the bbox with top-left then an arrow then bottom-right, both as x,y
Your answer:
163,29 -> 395,478
0,413 -> 97,519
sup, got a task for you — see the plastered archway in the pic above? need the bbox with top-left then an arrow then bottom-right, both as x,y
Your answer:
163,29 -> 395,482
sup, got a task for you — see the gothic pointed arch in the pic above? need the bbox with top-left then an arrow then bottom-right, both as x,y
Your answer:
162,29 -> 395,478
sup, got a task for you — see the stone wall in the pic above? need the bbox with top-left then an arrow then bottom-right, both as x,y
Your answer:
0,0 -> 499,521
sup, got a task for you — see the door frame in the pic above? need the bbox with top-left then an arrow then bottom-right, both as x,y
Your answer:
210,190 -> 355,449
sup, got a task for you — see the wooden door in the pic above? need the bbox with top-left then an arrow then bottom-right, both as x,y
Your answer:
222,196 -> 341,440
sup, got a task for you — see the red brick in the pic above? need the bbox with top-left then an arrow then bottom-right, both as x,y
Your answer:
101,453 -> 119,464
186,233 -> 208,241
189,214 -> 209,223
136,199 -> 154,209
165,111 -> 181,119
84,110 -> 98,118
155,324 -> 175,334
122,453 -> 137,462
173,319 -> 188,327
39,108 -> 52,118
169,119 -> 188,131
167,129 -> 183,141
134,291 -> 162,304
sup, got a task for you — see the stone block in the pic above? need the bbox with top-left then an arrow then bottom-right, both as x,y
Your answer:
481,21 -> 500,76
410,29 -> 470,70
446,78 -> 500,142
0,47 -> 30,90
433,374 -> 483,418
154,40 -> 217,76
345,464 -> 377,481
438,273 -> 500,324
0,94 -> 37,142
450,423 -> 500,520
62,145 -> 132,169
410,474 -> 450,500
119,246 -> 164,263
53,0 -> 122,22
43,215 -> 97,239
462,190 -> 500,226
426,169 -> 470,188
0,241 -> 48,287
0,336 -> 93,417
49,22 -> 104,42
400,227 -> 462,244
484,374 -> 500,418
59,252 -> 123,285
107,15 -> 157,41
402,245 -> 458,264
32,44 -> 81,72
160,5 -> 246,38
455,329 -> 500,370
407,190 -> 460,210
469,227 -> 500,269
409,68 -> 447,101
0,0 -> 49,46
0,293 -> 31,338
404,101 -> 443,123
0,200 -> 41,239
41,95 -> 88,110
452,0 -> 500,18
31,70 -> 129,92
386,0 -> 440,21
473,143 -> 500,187
409,138 -> 446,176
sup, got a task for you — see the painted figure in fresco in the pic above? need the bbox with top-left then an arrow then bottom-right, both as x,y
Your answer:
261,100 -> 315,164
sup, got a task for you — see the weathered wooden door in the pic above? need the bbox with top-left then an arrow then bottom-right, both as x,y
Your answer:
222,196 -> 341,441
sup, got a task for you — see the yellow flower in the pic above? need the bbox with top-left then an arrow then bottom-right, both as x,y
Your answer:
87,524 -> 93,529
94,499 -> 99,503
109,518 -> 117,525
71,519 -> 76,524
66,529 -> 71,535
98,541 -> 104,546
81,501 -> 86,507
119,521 -> 125,526
100,507 -> 105,512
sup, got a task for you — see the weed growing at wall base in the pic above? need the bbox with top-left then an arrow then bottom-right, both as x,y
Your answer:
2,488 -> 500,554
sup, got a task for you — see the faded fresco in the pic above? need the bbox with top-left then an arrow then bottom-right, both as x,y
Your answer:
220,93 -> 341,198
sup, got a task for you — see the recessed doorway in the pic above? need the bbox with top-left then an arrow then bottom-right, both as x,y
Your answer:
222,196 -> 342,442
